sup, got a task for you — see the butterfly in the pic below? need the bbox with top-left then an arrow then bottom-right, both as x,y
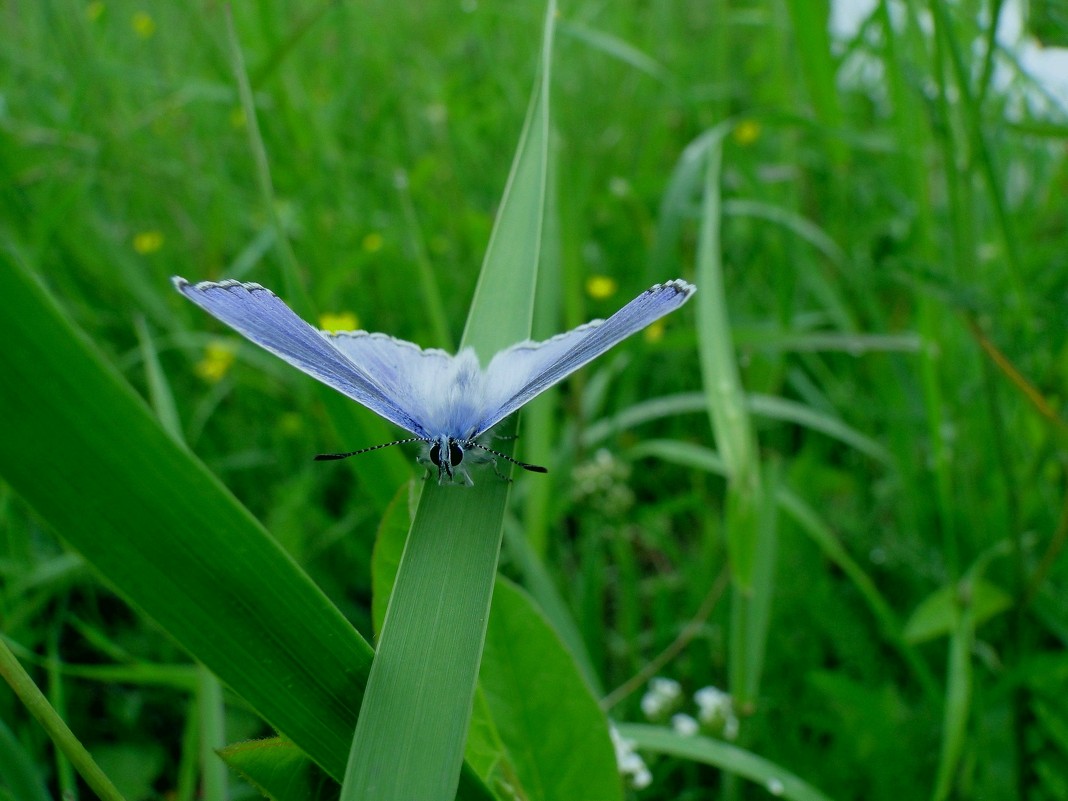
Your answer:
173,277 -> 695,485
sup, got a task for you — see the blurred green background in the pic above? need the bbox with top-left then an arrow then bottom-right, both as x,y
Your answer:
2,0 -> 1068,799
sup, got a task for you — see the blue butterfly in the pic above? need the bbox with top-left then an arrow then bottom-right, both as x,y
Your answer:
174,277 -> 695,485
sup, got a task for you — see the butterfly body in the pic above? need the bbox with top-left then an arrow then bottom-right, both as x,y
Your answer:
174,277 -> 695,485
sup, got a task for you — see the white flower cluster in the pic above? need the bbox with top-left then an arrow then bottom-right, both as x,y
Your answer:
641,678 -> 739,741
694,685 -> 739,741
639,677 -> 682,719
610,724 -> 652,790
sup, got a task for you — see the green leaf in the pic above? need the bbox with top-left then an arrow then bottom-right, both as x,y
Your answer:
692,123 -> 774,711
903,580 -> 1013,644
0,252 -> 372,781
219,739 -> 339,801
481,579 -> 621,801
340,3 -> 556,800
617,724 -> 835,801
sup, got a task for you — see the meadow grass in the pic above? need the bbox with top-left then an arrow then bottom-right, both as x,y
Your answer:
2,0 -> 1068,799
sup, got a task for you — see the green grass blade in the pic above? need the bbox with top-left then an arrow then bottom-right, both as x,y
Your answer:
0,637 -> 126,801
692,124 -> 773,713
617,724 -> 835,801
583,392 -> 890,464
0,254 -> 374,780
0,715 -> 52,801
694,125 -> 758,490
340,3 -> 556,800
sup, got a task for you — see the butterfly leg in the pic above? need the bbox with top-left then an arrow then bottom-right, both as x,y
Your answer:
489,457 -> 514,483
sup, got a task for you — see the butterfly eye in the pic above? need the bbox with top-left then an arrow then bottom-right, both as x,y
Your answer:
448,441 -> 464,467
428,441 -> 464,468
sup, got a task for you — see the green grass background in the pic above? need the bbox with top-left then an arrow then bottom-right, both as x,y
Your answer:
2,0 -> 1068,799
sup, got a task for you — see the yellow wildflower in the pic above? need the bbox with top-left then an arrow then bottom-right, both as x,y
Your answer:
133,230 -> 163,254
362,232 -> 384,253
319,311 -> 360,333
195,341 -> 236,383
643,319 -> 665,344
733,119 -> 761,146
132,11 -> 155,38
586,275 -> 618,301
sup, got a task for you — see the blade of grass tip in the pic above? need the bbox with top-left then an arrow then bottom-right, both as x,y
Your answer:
223,4 -> 304,307
222,4 -> 409,509
0,638 -> 127,801
694,123 -> 773,717
340,3 -> 556,801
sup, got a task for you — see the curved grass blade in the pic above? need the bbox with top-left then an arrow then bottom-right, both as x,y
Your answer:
617,724 -> 834,801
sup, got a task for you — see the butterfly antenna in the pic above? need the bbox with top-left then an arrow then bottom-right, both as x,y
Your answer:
315,437 -> 428,461
468,442 -> 548,474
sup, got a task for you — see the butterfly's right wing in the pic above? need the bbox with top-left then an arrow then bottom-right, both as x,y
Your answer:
173,278 -> 432,437
478,279 -> 695,433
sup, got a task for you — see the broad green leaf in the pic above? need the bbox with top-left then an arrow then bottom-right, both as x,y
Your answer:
903,580 -> 1013,644
480,579 -> 621,801
617,724 -> 834,801
220,739 -> 339,801
0,253 -> 372,781
340,3 -> 556,800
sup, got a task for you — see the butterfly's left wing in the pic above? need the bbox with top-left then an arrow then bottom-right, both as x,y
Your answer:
477,279 -> 695,434
173,278 -> 432,437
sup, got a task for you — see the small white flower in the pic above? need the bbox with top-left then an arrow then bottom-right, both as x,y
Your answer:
641,677 -> 682,719
671,713 -> 699,736
651,677 -> 682,698
609,724 -> 652,789
694,685 -> 730,722
632,765 -> 653,790
694,685 -> 740,739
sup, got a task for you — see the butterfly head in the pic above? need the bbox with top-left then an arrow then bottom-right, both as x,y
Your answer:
428,435 -> 467,484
